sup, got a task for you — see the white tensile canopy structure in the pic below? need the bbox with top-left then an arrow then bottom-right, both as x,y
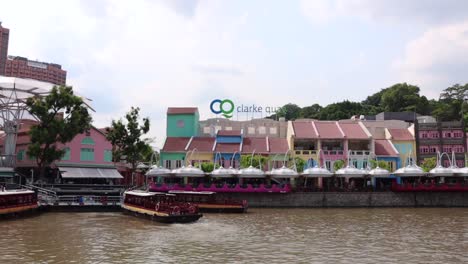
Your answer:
0,77 -> 93,173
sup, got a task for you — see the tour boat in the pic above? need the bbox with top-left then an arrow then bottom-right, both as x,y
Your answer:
168,190 -> 248,213
0,189 -> 39,218
122,190 -> 202,223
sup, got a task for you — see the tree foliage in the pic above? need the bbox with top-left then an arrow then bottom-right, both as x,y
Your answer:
420,157 -> 437,173
106,107 -> 150,176
370,160 -> 391,171
240,154 -> 269,168
333,160 -> 345,171
27,86 -> 92,177
267,82 -> 468,125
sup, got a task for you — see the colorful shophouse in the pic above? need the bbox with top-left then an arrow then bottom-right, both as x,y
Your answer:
288,120 -> 373,171
417,121 -> 466,167
0,119 -> 123,184
160,107 -> 289,170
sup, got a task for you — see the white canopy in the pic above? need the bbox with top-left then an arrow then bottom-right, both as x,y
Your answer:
59,167 -> 123,179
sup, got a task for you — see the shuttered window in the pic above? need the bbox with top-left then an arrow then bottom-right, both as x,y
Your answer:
80,148 -> 95,161
104,150 -> 113,162
62,147 -> 71,160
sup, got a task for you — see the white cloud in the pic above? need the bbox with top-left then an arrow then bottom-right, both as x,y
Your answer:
300,0 -> 468,25
393,21 -> 468,98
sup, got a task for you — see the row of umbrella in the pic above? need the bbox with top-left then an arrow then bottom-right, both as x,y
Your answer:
144,150 -> 468,178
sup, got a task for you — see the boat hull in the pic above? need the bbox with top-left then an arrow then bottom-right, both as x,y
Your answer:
0,204 -> 39,219
197,203 -> 248,213
122,203 -> 202,223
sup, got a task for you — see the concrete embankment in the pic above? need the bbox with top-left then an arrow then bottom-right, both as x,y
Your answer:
218,192 -> 468,207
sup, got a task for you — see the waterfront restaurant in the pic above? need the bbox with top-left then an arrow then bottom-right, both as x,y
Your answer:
0,119 -> 123,185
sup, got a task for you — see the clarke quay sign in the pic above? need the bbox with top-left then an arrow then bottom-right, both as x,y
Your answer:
210,99 -> 280,118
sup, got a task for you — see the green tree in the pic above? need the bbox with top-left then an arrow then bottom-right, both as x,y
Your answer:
432,83 -> 468,122
381,83 -> 432,114
420,157 -> 437,173
240,154 -> 269,168
27,86 -> 92,178
370,160 -> 391,171
273,103 -> 302,120
333,160 -> 345,171
293,157 -> 306,173
318,101 -> 365,120
195,162 -> 220,173
106,107 -> 150,184
300,104 -> 322,119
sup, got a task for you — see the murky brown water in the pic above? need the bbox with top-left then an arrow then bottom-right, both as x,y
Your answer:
1,209 -> 467,263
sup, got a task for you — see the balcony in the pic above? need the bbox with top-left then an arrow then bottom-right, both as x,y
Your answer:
294,150 -> 317,156
348,150 -> 371,156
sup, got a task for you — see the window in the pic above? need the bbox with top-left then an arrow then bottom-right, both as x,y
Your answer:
165,160 -> 171,169
225,126 -> 232,131
203,126 -> 211,134
62,147 -> 71,161
176,160 -> 182,168
269,127 -> 277,134
80,148 -> 94,161
85,130 -> 91,136
81,137 -> 95,145
258,126 -> 266,134
215,126 -> 222,132
326,161 -> 332,171
177,120 -> 185,128
17,150 -> 25,161
104,150 -> 112,162
248,127 -> 255,134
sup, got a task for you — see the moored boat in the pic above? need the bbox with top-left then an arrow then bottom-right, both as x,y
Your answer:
0,189 -> 39,218
168,190 -> 248,213
121,190 -> 202,223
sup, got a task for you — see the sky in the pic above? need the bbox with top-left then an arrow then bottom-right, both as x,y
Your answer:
1,0 -> 468,148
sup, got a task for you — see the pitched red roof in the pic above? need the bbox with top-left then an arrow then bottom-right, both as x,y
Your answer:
187,137 -> 215,152
215,143 -> 240,153
339,122 -> 369,139
242,137 -> 268,153
314,122 -> 344,139
268,137 -> 289,153
375,139 -> 399,156
388,128 -> 414,141
167,107 -> 198,115
218,130 -> 242,136
292,121 -> 317,138
162,137 -> 191,152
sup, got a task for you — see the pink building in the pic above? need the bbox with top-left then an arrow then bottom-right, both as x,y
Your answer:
289,120 -> 373,171
417,121 -> 466,168
0,119 -> 123,184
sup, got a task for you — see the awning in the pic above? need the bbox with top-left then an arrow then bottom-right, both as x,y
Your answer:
59,167 -> 123,179
0,168 -> 15,178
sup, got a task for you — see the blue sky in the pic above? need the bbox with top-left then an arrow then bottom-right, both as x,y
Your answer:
1,0 -> 468,147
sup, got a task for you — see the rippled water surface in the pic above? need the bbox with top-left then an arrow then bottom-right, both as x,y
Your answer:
1,208 -> 467,263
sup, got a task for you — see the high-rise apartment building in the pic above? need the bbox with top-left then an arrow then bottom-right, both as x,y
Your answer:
5,56 -> 67,85
0,22 -> 9,75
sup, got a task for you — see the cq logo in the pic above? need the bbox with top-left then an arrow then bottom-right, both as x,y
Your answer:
210,99 -> 235,118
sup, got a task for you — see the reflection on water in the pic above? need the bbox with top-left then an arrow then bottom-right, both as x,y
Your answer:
1,209 -> 467,263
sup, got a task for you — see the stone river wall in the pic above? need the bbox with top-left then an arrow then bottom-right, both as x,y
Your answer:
217,192 -> 468,207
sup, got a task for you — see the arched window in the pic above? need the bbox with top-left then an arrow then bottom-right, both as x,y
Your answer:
81,137 -> 95,145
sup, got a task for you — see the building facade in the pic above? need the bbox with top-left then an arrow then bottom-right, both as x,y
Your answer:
5,56 -> 66,85
161,107 -> 289,170
417,121 -> 466,167
199,117 -> 287,138
288,120 -> 373,171
0,119 -> 122,184
0,22 -> 9,75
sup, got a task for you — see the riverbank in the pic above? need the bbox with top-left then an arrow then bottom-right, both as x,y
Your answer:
218,192 -> 468,207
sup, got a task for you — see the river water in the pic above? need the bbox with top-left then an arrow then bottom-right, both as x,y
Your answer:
1,208 -> 467,263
